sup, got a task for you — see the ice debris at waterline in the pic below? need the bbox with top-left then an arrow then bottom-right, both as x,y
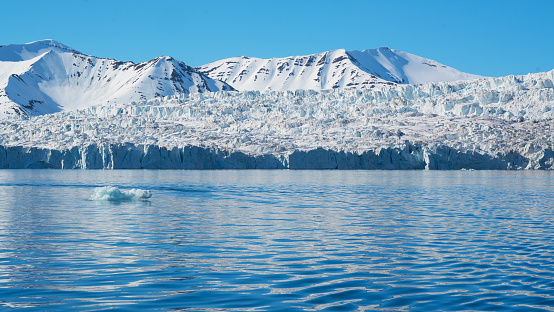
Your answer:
89,186 -> 152,201
0,69 -> 553,169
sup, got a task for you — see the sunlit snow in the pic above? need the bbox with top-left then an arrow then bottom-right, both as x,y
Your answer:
0,40 -> 233,118
0,69 -> 553,169
197,48 -> 482,92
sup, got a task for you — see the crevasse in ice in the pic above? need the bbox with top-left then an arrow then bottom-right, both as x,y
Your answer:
0,69 -> 553,169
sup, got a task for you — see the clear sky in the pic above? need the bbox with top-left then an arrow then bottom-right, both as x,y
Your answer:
1,0 -> 553,77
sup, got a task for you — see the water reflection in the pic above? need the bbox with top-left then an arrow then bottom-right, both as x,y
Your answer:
0,170 -> 553,311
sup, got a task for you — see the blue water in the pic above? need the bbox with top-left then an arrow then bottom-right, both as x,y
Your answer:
1,170 -> 554,311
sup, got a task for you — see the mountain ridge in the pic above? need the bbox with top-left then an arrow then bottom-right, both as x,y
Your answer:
1,40 -> 484,118
196,47 -> 483,91
0,39 -> 79,61
0,40 -> 234,118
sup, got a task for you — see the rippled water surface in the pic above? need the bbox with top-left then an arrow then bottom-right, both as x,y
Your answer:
1,170 -> 554,311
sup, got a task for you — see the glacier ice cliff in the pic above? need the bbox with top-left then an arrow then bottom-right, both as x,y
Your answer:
0,69 -> 553,169
0,143 -> 551,170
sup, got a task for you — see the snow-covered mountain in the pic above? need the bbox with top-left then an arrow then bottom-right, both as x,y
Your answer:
1,69 -> 553,169
0,40 -> 233,118
197,48 -> 482,91
0,40 -> 486,119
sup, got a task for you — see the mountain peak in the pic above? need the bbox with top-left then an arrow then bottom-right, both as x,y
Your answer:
197,47 -> 482,91
0,39 -> 79,62
0,41 -> 233,118
25,39 -> 77,52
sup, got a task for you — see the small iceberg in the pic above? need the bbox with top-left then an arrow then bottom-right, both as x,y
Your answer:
90,186 -> 152,201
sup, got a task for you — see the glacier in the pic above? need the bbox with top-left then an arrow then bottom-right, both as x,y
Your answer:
0,69 -> 553,170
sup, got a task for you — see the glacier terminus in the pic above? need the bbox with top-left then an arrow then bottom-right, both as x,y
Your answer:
0,40 -> 553,169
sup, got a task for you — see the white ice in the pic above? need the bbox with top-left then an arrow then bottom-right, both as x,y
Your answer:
89,186 -> 152,201
0,68 -> 553,169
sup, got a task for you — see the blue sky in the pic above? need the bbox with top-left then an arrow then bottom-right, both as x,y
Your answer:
1,0 -> 553,77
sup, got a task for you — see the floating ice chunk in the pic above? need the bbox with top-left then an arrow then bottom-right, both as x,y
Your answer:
89,186 -> 152,201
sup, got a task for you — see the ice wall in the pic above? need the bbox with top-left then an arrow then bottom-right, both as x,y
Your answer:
0,69 -> 553,170
0,143 -> 552,170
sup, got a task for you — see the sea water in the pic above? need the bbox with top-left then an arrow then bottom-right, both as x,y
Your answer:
0,170 -> 553,311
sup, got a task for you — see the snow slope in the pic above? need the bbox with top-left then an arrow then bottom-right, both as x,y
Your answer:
0,40 -> 484,118
0,39 -> 78,61
0,40 -> 234,118
0,69 -> 552,169
197,48 -> 482,91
